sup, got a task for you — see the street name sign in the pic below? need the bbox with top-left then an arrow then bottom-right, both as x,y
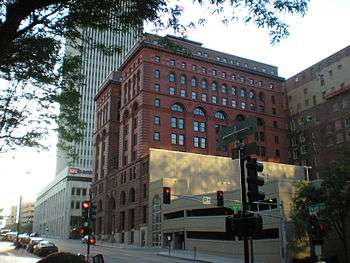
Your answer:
218,117 -> 258,148
308,203 -> 325,215
228,203 -> 242,212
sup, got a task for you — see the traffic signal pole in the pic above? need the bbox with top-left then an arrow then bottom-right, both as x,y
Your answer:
238,144 -> 250,263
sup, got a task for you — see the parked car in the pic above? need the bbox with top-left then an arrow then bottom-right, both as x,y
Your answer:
26,237 -> 44,253
81,235 -> 96,245
33,240 -> 58,257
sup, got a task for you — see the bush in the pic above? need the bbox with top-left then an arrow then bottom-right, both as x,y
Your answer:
37,252 -> 88,263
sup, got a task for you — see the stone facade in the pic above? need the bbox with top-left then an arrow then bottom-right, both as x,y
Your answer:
91,34 -> 290,244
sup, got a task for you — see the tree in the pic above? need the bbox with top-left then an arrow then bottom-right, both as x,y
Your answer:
291,147 -> 350,262
0,0 -> 310,157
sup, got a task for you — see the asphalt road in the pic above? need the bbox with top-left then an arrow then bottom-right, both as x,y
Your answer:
47,238 -> 189,263
0,239 -> 189,263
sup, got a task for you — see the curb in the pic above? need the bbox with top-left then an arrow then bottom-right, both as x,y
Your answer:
157,252 -> 214,263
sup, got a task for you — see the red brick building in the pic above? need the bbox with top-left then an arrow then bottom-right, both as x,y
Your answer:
92,34 -> 289,245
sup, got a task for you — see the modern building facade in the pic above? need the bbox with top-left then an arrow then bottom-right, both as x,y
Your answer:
91,34 -> 290,245
55,26 -> 142,175
33,167 -> 92,238
286,45 -> 350,178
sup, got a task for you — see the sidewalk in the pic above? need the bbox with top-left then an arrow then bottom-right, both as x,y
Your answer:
157,249 -> 247,263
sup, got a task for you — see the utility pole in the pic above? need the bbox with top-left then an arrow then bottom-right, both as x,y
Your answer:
238,144 -> 249,263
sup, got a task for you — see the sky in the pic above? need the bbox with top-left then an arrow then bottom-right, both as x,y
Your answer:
0,0 -> 350,215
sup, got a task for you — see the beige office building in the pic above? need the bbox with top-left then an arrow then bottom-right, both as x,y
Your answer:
138,149 -> 303,263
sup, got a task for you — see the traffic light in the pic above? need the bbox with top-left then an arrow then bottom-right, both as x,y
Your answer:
228,213 -> 263,237
82,200 -> 90,222
89,203 -> 97,221
245,156 -> 265,203
163,187 -> 171,204
217,191 -> 224,206
79,226 -> 90,237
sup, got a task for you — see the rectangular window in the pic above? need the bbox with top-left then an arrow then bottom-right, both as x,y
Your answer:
171,133 -> 177,144
232,100 -> 237,108
201,67 -> 207,74
241,102 -> 246,109
171,117 -> 177,128
155,56 -> 160,63
222,98 -> 227,106
194,121 -> 199,132
76,188 -> 81,196
76,201 -> 80,209
180,89 -> 186,97
200,138 -> 206,149
170,59 -> 175,66
274,136 -> 279,144
212,96 -> 217,104
154,84 -> 160,92
192,92 -> 197,100
169,87 -> 175,95
153,132 -> 160,141
82,188 -> 87,196
71,201 -> 74,209
199,122 -> 206,132
344,117 -> 350,127
154,99 -> 160,108
212,69 -> 217,76
154,116 -> 160,125
192,65 -> 197,71
179,135 -> 184,145
293,149 -> 298,159
313,95 -> 317,106
201,94 -> 207,102
222,72 -> 226,78
194,137 -> 199,148
272,107 -> 276,115
271,95 -> 275,104
178,119 -> 184,129
71,188 -> 75,195
273,121 -> 278,128
275,149 -> 280,157
181,62 -> 186,69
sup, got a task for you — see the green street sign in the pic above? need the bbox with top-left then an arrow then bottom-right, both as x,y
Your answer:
218,117 -> 257,147
228,203 -> 242,212
308,203 -> 325,215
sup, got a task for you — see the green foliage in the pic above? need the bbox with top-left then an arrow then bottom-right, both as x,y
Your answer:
291,146 -> 350,261
0,0 -> 310,157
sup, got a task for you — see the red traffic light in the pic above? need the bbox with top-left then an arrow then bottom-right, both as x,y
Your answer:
88,237 -> 96,245
82,201 -> 90,209
217,191 -> 224,206
79,227 -> 86,236
163,187 -> 171,204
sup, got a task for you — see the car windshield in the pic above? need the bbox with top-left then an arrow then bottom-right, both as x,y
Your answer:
39,241 -> 55,246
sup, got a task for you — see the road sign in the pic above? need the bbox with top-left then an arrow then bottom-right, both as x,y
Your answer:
308,203 -> 325,215
218,117 -> 257,147
202,196 -> 211,205
228,203 -> 242,211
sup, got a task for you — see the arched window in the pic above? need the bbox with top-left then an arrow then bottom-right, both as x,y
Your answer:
200,79 -> 208,89
211,82 -> 217,92
240,88 -> 246,98
249,89 -> 256,99
154,69 -> 160,79
129,188 -> 136,203
120,191 -> 126,205
180,75 -> 187,85
191,77 -> 197,87
259,92 -> 265,102
257,117 -> 265,126
110,197 -> 116,210
236,114 -> 245,122
221,84 -> 227,93
168,72 -> 176,83
215,111 -> 226,120
193,107 -> 206,116
171,103 -> 185,112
